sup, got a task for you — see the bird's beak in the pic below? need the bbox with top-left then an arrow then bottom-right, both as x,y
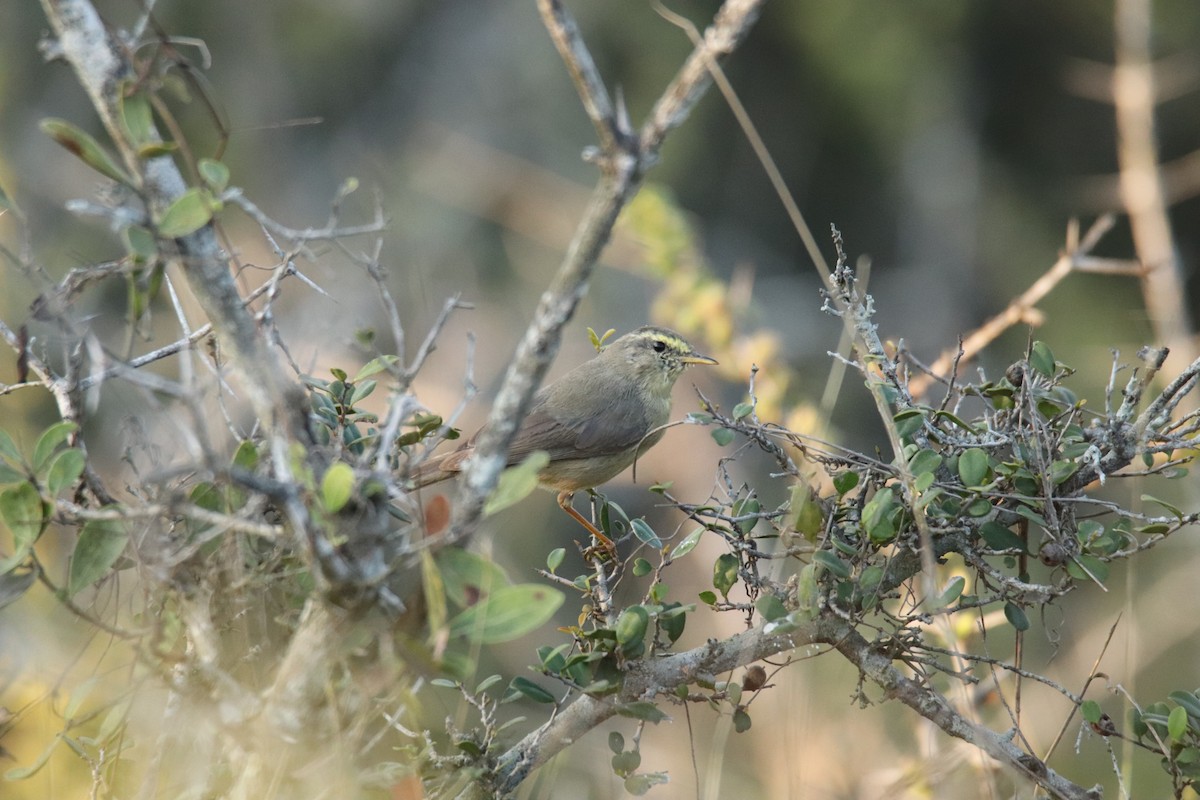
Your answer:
682,352 -> 718,366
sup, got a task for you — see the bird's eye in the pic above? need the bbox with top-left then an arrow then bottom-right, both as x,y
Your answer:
652,340 -> 667,353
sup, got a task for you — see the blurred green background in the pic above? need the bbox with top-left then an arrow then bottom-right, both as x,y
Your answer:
2,1 -> 1199,797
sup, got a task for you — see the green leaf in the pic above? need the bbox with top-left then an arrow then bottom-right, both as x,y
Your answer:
45,449 -> 85,496
435,547 -> 509,607
862,487 -> 896,543
509,676 -> 555,704
0,569 -> 36,610
1168,691 -> 1200,721
0,429 -> 22,465
698,590 -> 717,605
979,521 -> 1028,553
711,428 -> 734,447
198,158 -> 230,193
588,327 -> 616,352
136,141 -> 177,159
857,564 -> 883,593
484,451 -> 550,517
669,528 -> 703,560
932,409 -> 979,434
68,518 -> 129,597
630,518 -> 662,549
957,448 -> 991,487
1066,554 -> 1110,585
156,188 -> 214,238
353,355 -> 400,382
732,707 -> 752,733
546,547 -> 565,574
0,483 -> 46,550
1029,341 -> 1055,378
122,225 -> 158,265
712,553 -> 738,598
1081,700 -> 1103,724
232,439 -> 259,472
756,594 -> 787,622
965,498 -> 992,517
447,583 -> 564,643
349,380 -> 377,407
1012,504 -> 1046,526
789,483 -> 823,541
33,421 -> 77,472
321,463 -> 355,513
833,471 -> 859,496
611,749 -> 641,776
1169,706 -> 1188,743
632,558 -> 652,577
40,118 -> 131,185
1003,601 -> 1030,632
615,605 -> 650,649
608,731 -> 625,754
932,576 -> 965,609
908,449 -> 943,476
624,772 -> 669,796
1130,707 -> 1148,739
658,601 -> 687,643
732,402 -> 753,420
1141,494 -> 1184,520
1049,460 -> 1078,485
119,92 -> 155,146
812,550 -> 850,579
616,701 -> 668,723
3,733 -> 64,781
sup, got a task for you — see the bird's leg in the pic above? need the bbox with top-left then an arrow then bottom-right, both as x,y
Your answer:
556,491 -> 616,557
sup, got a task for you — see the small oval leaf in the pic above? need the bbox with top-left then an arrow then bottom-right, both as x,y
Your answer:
68,518 -> 129,597
46,449 -> 85,496
669,528 -> 703,560
1003,601 -> 1030,632
713,553 -> 738,598
156,188 -> 213,238
958,448 -> 991,487
630,518 -> 663,549
40,119 -> 131,185
0,482 -> 46,550
321,463 -> 355,513
484,451 -> 550,517
448,584 -> 564,643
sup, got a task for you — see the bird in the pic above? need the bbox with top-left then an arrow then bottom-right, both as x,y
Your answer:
412,326 -> 718,549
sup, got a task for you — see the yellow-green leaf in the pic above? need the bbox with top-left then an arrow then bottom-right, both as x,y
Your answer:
321,462 -> 355,513
122,225 -> 158,265
447,583 -> 564,643
119,91 -> 155,146
156,188 -> 213,238
46,449 -> 85,496
484,451 -> 549,517
68,518 -> 129,597
0,482 -> 45,550
33,420 -> 77,472
435,546 -> 509,607
199,158 -> 230,193
40,118 -> 131,185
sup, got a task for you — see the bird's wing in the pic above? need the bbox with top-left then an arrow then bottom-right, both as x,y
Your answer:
506,388 -> 650,462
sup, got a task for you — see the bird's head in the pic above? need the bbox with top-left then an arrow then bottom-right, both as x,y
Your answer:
602,326 -> 718,394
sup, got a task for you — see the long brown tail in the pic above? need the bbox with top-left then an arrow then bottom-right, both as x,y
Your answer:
409,449 -> 469,489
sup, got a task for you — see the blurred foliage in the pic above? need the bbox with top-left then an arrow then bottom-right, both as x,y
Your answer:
2,1 -> 1200,799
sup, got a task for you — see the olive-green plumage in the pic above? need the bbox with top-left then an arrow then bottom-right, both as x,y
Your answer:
413,326 -> 717,498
